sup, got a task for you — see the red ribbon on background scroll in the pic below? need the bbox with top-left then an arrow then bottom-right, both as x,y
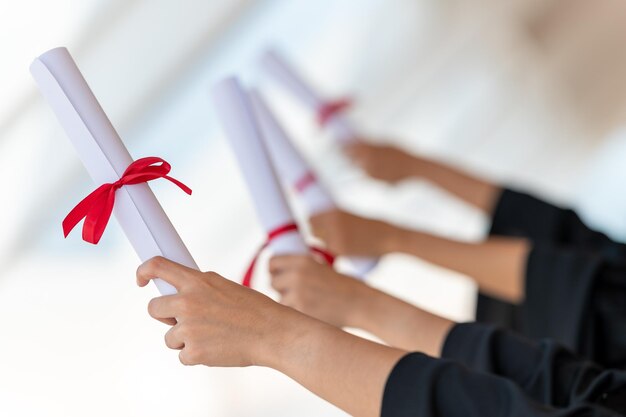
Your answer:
62,156 -> 192,245
242,222 -> 335,287
317,98 -> 352,127
294,171 -> 317,193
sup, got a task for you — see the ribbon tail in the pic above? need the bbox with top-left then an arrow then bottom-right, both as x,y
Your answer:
242,243 -> 269,288
62,208 -> 85,238
164,175 -> 193,195
241,257 -> 257,288
82,187 -> 116,244
62,185 -> 109,238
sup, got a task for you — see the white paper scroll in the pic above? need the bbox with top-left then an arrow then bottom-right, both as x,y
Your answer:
30,47 -> 198,295
211,77 -> 309,263
249,90 -> 377,279
260,49 -> 358,145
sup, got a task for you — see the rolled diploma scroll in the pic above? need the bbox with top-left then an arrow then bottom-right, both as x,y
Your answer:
30,47 -> 198,295
260,49 -> 358,145
211,77 -> 309,263
249,90 -> 378,279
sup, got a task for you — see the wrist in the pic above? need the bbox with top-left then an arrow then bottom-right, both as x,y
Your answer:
405,154 -> 430,178
343,280 -> 375,329
256,304 -> 323,371
347,284 -> 395,336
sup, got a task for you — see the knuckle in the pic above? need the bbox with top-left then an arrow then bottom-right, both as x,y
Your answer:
139,256 -> 165,279
148,256 -> 166,271
203,271 -> 220,282
180,346 -> 200,366
177,324 -> 192,340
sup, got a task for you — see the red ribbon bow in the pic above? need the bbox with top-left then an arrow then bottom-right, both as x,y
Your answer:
317,98 -> 352,127
62,156 -> 192,245
242,222 -> 335,287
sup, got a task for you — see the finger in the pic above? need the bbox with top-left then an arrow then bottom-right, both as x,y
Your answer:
343,143 -> 361,158
309,214 -> 331,238
147,295 -> 180,321
270,273 -> 292,294
280,293 -> 301,311
311,226 -> 327,242
269,255 -> 309,274
345,142 -> 373,162
179,347 -> 199,366
155,317 -> 177,326
164,325 -> 185,350
280,292 -> 295,308
136,256 -> 195,290
345,141 -> 370,155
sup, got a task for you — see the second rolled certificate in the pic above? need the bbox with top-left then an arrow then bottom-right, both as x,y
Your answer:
249,89 -> 377,279
211,77 -> 309,278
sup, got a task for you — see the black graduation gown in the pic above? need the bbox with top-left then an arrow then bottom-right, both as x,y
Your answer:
381,323 -> 626,417
476,189 -> 626,368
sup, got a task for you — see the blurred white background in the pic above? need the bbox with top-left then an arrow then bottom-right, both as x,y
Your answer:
2,0 -> 626,416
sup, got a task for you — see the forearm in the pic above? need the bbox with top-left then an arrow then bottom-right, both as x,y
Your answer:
347,284 -> 454,357
386,228 -> 530,303
263,308 -> 406,417
410,157 -> 501,214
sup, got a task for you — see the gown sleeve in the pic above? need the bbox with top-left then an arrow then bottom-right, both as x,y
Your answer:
477,235 -> 626,369
381,351 -> 624,417
477,189 -> 626,349
441,323 -> 626,412
489,188 -> 626,261
521,245 -> 626,369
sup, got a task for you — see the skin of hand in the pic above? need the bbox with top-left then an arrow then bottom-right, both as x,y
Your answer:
269,255 -> 363,328
269,254 -> 455,356
136,256 -> 407,417
136,256 -> 287,367
309,209 -> 399,257
345,142 -> 418,183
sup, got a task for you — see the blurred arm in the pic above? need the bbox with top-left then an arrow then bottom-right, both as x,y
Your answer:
311,210 -> 531,303
346,142 -> 502,213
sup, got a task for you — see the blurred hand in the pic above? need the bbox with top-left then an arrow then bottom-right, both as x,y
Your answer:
310,209 -> 397,257
345,142 -> 418,183
136,257 -> 288,368
269,255 -> 364,328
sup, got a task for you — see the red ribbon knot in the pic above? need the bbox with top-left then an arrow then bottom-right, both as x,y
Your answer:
317,98 -> 352,127
62,156 -> 192,245
242,222 -> 335,287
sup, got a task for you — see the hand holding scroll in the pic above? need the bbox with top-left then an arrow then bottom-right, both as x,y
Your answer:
31,47 -> 198,295
137,257 -> 288,367
310,209 -> 399,257
269,255 -> 366,328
